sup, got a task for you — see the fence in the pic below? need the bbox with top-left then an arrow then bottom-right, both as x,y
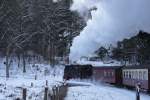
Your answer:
44,84 -> 68,100
17,81 -> 67,100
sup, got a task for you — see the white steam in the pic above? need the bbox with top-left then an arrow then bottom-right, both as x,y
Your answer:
70,0 -> 150,61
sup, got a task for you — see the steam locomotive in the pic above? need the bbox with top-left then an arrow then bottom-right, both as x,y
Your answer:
63,64 -> 150,91
63,64 -> 93,80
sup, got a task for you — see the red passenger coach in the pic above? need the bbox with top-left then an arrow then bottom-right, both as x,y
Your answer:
93,66 -> 122,84
122,65 -> 150,90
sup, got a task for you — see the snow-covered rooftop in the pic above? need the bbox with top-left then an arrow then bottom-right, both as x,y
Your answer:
76,60 -> 121,67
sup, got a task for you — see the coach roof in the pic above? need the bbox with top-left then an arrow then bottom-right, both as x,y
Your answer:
122,65 -> 150,69
93,66 -> 123,69
65,64 -> 92,67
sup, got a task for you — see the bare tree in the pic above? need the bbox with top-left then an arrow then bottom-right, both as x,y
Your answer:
0,0 -> 86,77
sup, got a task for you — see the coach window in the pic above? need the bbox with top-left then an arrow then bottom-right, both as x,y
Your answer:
143,71 -> 148,80
125,71 -> 127,78
105,72 -> 108,77
139,71 -> 142,80
123,71 -> 125,78
129,71 -> 131,79
126,71 -> 128,79
146,71 -> 148,80
109,72 -> 112,77
133,71 -> 134,79
130,71 -> 132,79
135,71 -> 138,79
106,72 -> 108,77
111,72 -> 114,77
132,71 -> 134,79
142,71 -> 145,80
133,71 -> 136,79
134,71 -> 136,79
128,71 -> 130,79
125,71 -> 126,78
131,71 -> 134,79
104,71 -> 107,77
108,72 -> 110,77
135,71 -> 137,79
123,71 -> 126,78
138,71 -> 140,80
110,72 -> 112,77
107,72 -> 109,77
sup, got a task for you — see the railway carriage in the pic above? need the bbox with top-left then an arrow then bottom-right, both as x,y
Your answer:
63,64 -> 150,91
122,65 -> 150,90
93,66 -> 122,84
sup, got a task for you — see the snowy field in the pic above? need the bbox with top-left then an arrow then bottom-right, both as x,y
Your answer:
65,81 -> 150,100
0,63 -> 65,100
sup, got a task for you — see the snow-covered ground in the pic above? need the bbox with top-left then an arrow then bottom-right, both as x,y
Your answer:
0,76 -> 62,99
65,81 -> 150,100
0,62 -> 65,100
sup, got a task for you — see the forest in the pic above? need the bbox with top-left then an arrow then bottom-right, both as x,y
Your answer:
112,31 -> 150,65
0,0 -> 87,78
96,31 -> 150,65
0,0 -> 86,77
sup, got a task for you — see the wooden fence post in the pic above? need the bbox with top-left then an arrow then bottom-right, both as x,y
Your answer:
59,85 -> 62,99
56,86 -> 59,100
22,88 -> 27,100
46,80 -> 48,86
49,84 -> 67,100
52,86 -> 56,100
31,82 -> 33,87
44,87 -> 48,100
35,75 -> 37,80
54,85 -> 57,100
48,91 -> 53,100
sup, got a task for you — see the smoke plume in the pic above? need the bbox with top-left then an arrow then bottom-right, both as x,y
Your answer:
69,0 -> 150,61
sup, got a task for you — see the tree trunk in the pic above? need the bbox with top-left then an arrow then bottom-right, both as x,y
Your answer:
17,54 -> 21,68
6,47 -> 10,78
23,52 -> 26,73
51,42 -> 54,67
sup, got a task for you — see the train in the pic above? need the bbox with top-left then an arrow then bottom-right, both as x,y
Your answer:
63,64 -> 93,80
63,64 -> 150,91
